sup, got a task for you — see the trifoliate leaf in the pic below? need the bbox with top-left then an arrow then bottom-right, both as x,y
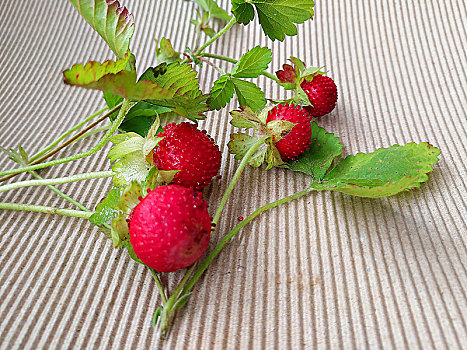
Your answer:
155,37 -> 181,64
195,0 -> 231,20
231,78 -> 267,112
230,106 -> 263,129
140,62 -> 209,120
68,0 -> 135,58
316,143 -> 441,197
207,74 -> 235,110
89,188 -> 121,225
287,122 -> 343,180
232,0 -> 315,41
231,46 -> 272,78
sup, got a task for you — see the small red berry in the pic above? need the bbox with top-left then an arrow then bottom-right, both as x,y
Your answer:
238,216 -> 244,221
129,185 -> 212,272
153,123 -> 221,190
266,103 -> 312,161
300,75 -> 337,117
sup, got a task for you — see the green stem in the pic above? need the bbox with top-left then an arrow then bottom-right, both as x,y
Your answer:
0,170 -> 114,193
73,125 -> 110,143
159,263 -> 197,339
0,99 -> 132,178
195,17 -> 236,55
201,52 -> 280,82
29,107 -> 108,162
0,202 -> 93,219
149,268 -> 167,304
28,170 -> 90,212
212,135 -> 268,225
182,186 -> 315,296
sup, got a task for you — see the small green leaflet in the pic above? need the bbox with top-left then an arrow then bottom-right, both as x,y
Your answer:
155,37 -> 181,64
195,0 -> 231,20
286,122 -> 343,180
232,0 -> 315,41
318,143 -> 441,198
64,58 -> 208,121
232,78 -> 266,112
207,74 -> 235,110
231,46 -> 272,78
68,0 -> 134,58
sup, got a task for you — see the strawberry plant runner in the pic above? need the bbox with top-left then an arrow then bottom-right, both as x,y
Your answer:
0,0 -> 440,340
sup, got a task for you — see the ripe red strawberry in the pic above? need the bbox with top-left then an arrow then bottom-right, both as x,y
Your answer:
153,122 -> 221,190
129,185 -> 212,272
266,103 -> 311,161
300,74 -> 337,117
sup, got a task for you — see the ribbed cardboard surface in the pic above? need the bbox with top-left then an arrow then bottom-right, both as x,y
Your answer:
0,1 -> 466,349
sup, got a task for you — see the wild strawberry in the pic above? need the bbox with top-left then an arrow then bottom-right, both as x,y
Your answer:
153,123 -> 221,190
300,74 -> 337,117
129,185 -> 212,272
266,103 -> 311,161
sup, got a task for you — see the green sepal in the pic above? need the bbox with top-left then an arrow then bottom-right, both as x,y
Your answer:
155,37 -> 181,65
229,106 -> 263,129
89,188 -> 121,225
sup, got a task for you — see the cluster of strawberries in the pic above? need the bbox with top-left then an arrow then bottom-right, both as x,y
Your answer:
130,74 -> 337,272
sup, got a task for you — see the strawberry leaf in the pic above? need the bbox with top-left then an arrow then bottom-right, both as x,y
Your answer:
207,74 -> 235,110
195,0 -> 231,20
232,0 -> 315,41
231,46 -> 272,78
68,0 -> 134,58
231,78 -> 266,112
316,143 -> 441,197
286,122 -> 343,180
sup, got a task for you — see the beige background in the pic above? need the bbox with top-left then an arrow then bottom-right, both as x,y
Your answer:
0,0 -> 466,349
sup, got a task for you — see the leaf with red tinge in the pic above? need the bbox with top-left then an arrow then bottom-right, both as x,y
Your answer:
68,0 -> 135,58
276,64 -> 298,85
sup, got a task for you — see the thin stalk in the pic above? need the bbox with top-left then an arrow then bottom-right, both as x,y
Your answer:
29,170 -> 90,212
201,52 -> 280,82
212,135 -> 268,225
29,107 -> 108,162
0,100 -> 132,178
0,202 -> 93,219
195,17 -> 236,55
73,125 -> 110,143
0,171 -> 114,193
149,268 -> 167,304
182,187 -> 315,296
159,263 -> 197,339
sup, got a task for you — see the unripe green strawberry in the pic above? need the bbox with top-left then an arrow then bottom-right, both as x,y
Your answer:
301,75 -> 337,117
266,103 -> 311,161
129,185 -> 212,272
153,123 -> 221,190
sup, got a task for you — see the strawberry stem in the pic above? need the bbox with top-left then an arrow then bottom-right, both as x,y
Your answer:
28,106 -> 109,162
149,268 -> 167,304
200,52 -> 280,82
212,135 -> 268,225
0,170 -> 114,193
0,202 -> 93,219
0,99 -> 133,179
195,17 -> 236,55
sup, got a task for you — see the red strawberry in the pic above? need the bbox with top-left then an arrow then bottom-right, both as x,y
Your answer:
153,122 -> 221,190
129,185 -> 212,272
266,103 -> 311,161
300,74 -> 337,117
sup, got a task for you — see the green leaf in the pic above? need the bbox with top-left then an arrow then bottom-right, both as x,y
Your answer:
68,0 -> 135,58
231,0 -> 315,41
207,74 -> 235,110
231,46 -> 272,78
317,143 -> 441,197
140,62 -> 209,120
287,122 -> 343,180
64,59 -> 208,121
196,0 -> 231,20
89,188 -> 121,225
231,78 -> 266,112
